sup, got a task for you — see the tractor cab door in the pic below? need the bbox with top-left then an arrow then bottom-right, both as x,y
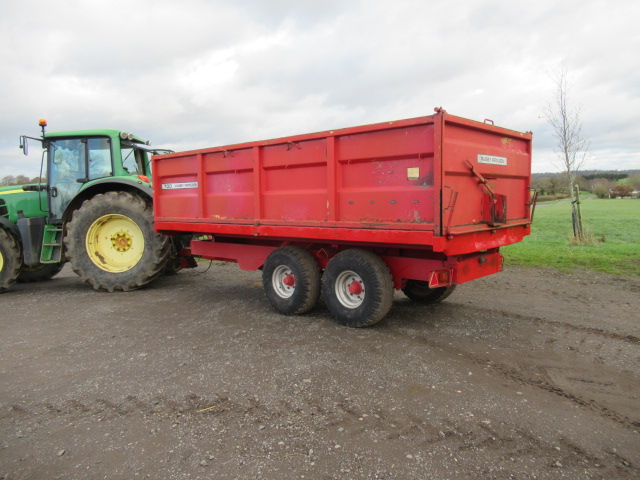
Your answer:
121,144 -> 148,176
48,137 -> 112,222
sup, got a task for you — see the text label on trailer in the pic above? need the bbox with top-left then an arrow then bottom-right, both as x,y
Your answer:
161,182 -> 199,190
477,155 -> 508,166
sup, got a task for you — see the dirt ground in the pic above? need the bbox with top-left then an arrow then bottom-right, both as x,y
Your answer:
1,263 -> 638,480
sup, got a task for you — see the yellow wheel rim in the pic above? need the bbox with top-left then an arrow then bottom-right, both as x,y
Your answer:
0,249 -> 4,272
86,214 -> 144,273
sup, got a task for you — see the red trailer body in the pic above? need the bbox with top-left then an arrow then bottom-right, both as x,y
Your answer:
153,109 -> 533,326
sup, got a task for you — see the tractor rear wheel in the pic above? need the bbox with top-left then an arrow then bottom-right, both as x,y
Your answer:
17,262 -> 65,283
64,191 -> 170,292
0,228 -> 22,293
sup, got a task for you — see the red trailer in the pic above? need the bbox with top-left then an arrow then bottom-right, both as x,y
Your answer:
153,108 -> 533,327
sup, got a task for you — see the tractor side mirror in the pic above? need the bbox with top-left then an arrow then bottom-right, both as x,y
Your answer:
20,136 -> 28,156
18,135 -> 44,156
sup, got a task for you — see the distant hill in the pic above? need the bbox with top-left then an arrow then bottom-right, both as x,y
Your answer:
532,169 -> 640,179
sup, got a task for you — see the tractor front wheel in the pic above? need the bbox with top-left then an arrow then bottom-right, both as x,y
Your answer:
64,191 -> 169,292
17,262 -> 65,283
0,228 -> 22,293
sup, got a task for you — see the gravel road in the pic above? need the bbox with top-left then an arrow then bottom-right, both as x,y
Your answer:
1,263 -> 638,479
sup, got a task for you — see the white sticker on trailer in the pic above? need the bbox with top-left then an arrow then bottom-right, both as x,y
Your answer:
161,182 -> 199,190
478,154 -> 508,166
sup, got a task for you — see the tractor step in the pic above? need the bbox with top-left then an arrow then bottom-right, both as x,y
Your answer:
40,225 -> 64,263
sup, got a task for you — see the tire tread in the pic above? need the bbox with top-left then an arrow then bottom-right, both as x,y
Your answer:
0,229 -> 22,293
263,246 -> 320,315
64,191 -> 170,292
323,249 -> 393,327
402,281 -> 456,303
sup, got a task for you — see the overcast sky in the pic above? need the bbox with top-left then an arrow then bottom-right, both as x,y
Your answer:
1,0 -> 638,179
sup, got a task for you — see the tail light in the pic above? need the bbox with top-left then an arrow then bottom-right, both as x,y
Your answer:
429,269 -> 452,287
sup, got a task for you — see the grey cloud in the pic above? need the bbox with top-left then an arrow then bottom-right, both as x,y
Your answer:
1,0 -> 639,178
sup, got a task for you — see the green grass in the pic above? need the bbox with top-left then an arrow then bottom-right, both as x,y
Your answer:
502,198 -> 640,276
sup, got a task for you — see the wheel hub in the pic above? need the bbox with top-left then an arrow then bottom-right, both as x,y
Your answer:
272,265 -> 296,299
283,273 -> 296,287
111,232 -> 133,252
348,280 -> 363,295
86,214 -> 144,273
335,270 -> 365,309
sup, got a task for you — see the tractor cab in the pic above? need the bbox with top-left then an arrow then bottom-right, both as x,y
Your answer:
43,130 -> 154,223
20,122 -> 170,224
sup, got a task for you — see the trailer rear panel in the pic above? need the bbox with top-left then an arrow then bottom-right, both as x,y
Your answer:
153,109 -> 532,255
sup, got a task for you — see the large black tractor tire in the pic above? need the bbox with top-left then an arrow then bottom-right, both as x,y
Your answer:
0,228 -> 22,293
164,235 -> 196,275
323,249 -> 394,328
402,280 -> 456,304
64,191 -> 170,292
16,262 -> 65,283
262,246 -> 321,315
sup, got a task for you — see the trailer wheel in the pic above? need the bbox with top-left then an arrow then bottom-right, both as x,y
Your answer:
263,246 -> 321,315
402,280 -> 456,304
64,191 -> 170,292
17,262 -> 65,283
323,249 -> 393,327
0,228 -> 22,293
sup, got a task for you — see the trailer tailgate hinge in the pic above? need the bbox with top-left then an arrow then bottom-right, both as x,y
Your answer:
443,186 -> 458,236
528,188 -> 539,222
465,159 -> 507,226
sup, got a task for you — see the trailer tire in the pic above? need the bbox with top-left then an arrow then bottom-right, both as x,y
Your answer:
0,228 -> 22,293
402,281 -> 456,303
17,262 -> 65,283
323,249 -> 393,327
263,246 -> 321,315
64,191 -> 170,292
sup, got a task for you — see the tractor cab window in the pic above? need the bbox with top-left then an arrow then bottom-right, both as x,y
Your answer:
50,138 -> 85,183
88,138 -> 112,180
121,146 -> 149,176
48,138 -> 86,221
48,136 -> 113,221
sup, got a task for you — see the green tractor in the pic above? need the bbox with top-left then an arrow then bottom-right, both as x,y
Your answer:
0,120 -> 177,293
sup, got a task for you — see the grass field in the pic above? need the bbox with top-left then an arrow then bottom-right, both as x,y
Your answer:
502,198 -> 640,276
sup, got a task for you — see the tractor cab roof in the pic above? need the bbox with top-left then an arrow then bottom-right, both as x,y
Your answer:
44,129 -> 148,145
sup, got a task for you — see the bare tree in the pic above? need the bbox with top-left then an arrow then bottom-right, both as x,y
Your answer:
1,175 -> 16,186
14,175 -> 31,185
543,64 -> 590,239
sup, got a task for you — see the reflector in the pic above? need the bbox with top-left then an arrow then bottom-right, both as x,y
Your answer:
429,269 -> 451,287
